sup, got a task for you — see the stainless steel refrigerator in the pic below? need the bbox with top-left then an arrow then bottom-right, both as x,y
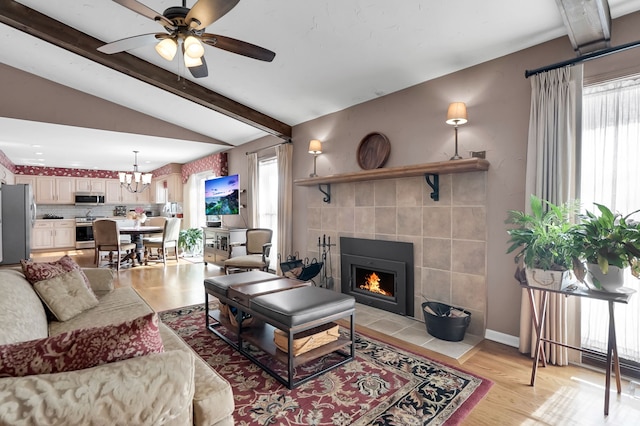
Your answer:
0,184 -> 35,265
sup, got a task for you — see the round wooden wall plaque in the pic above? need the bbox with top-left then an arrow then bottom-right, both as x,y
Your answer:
357,132 -> 390,170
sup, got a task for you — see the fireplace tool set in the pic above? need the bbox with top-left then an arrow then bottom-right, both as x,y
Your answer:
318,235 -> 335,289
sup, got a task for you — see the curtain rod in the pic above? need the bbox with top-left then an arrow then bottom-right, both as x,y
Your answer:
245,139 -> 292,155
525,39 -> 640,78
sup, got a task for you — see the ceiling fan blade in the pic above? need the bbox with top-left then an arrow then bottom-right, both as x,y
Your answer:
186,0 -> 240,30
187,55 -> 209,79
201,34 -> 276,62
97,33 -> 162,54
113,0 -> 176,30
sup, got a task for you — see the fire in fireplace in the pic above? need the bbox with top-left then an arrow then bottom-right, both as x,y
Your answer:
340,237 -> 414,316
356,269 -> 394,297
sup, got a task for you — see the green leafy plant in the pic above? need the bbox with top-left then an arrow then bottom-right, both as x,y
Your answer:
575,203 -> 640,278
506,195 -> 581,271
179,228 -> 203,254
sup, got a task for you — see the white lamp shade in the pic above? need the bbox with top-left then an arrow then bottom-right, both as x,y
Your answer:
446,102 -> 468,125
155,38 -> 177,61
142,173 -> 153,184
184,51 -> 203,67
118,172 -> 127,183
308,139 -> 322,154
184,36 -> 205,58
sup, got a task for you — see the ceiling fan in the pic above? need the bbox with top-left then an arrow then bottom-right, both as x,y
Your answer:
97,0 -> 276,78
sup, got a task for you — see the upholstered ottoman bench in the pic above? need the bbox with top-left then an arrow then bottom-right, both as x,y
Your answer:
204,271 -> 356,388
250,286 -> 356,388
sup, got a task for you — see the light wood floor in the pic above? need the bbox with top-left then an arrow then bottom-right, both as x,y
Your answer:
32,250 -> 640,425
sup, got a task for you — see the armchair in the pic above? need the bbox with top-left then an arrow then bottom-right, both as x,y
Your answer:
223,228 -> 273,274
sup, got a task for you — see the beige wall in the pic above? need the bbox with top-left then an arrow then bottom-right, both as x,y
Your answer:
0,63 -> 228,145
226,11 -> 640,340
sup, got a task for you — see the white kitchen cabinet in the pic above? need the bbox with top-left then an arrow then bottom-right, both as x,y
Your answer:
75,178 -> 105,193
32,220 -> 75,250
14,175 -> 37,188
36,177 -> 74,204
154,174 -> 183,203
105,179 -> 150,204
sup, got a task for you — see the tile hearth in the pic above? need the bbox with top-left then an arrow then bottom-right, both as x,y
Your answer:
355,303 -> 482,360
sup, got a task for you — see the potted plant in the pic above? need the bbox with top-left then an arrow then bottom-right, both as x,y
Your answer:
505,195 -> 582,290
179,228 -> 203,256
573,203 -> 640,291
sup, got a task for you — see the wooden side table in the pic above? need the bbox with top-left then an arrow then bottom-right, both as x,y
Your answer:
522,283 -> 634,415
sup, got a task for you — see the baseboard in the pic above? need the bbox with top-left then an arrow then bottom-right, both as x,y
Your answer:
484,329 -> 519,348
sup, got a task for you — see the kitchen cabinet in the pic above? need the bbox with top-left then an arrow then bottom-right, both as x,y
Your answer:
36,177 -> 74,204
14,175 -> 36,188
32,220 -> 75,250
202,228 -> 246,266
154,173 -> 183,204
75,178 -> 105,193
105,179 -> 150,204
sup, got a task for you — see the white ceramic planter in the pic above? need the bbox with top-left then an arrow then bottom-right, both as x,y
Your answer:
586,264 -> 624,292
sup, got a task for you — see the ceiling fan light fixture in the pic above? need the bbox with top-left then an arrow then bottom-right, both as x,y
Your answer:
155,38 -> 177,61
184,51 -> 203,67
184,35 -> 205,58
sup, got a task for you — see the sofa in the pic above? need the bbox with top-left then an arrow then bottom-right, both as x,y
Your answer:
0,265 -> 235,425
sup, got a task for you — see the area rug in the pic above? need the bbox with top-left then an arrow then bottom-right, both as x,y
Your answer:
160,305 -> 492,425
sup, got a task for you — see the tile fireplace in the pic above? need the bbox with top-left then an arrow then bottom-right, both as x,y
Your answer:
340,237 -> 414,316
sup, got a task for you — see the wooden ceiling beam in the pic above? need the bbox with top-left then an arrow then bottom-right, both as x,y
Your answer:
0,1 -> 292,140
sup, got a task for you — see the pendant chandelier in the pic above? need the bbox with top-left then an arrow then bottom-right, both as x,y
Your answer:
119,151 -> 152,193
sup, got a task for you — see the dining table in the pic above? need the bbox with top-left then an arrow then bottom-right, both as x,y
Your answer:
119,225 -> 163,266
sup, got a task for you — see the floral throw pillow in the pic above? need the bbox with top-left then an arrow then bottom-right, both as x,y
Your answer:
21,255 -> 91,289
0,313 -> 164,378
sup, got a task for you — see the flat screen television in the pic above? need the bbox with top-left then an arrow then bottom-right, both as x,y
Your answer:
204,174 -> 240,215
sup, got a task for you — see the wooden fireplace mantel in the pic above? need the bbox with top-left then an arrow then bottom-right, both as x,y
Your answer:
294,158 -> 490,203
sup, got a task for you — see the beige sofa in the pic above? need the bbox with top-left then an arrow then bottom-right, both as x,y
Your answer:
0,267 -> 234,425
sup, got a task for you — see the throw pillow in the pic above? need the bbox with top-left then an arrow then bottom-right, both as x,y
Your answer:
33,270 -> 99,321
21,255 -> 91,289
0,312 -> 164,378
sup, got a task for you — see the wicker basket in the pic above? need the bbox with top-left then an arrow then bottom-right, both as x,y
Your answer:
219,303 -> 254,327
274,323 -> 340,356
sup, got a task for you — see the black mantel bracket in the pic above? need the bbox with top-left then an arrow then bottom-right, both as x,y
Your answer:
424,173 -> 439,201
318,184 -> 331,203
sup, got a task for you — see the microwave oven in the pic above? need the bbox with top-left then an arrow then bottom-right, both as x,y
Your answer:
75,192 -> 105,206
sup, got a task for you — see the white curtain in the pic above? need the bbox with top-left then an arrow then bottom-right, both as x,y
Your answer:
183,172 -> 208,230
247,153 -> 259,228
520,65 -> 583,365
183,174 -> 197,230
581,76 -> 640,362
276,143 -> 293,275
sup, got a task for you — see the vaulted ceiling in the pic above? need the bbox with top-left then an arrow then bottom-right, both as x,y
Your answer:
2,0 -> 640,172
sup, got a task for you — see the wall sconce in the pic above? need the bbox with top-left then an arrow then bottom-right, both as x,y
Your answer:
308,139 -> 322,177
446,102 -> 468,160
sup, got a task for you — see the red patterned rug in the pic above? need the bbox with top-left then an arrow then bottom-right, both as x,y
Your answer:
160,305 -> 492,425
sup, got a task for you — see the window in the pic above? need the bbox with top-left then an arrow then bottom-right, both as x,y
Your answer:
258,156 -> 278,271
580,76 -> 640,373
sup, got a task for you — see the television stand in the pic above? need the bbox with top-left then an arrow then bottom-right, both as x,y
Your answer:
202,227 -> 246,266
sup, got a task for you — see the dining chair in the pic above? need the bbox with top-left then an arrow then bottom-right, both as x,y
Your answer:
223,228 -> 273,274
143,218 -> 181,265
92,219 -> 136,270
